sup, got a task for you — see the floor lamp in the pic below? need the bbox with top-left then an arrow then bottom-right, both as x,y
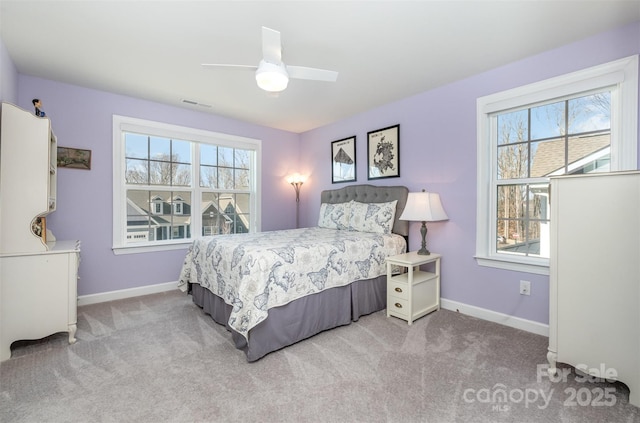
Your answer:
288,174 -> 304,228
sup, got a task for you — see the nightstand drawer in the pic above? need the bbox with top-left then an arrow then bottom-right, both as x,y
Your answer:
388,280 -> 409,300
389,297 -> 409,316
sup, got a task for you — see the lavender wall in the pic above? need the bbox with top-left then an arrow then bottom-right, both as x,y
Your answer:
14,76 -> 300,296
299,22 -> 640,325
1,22 -> 638,321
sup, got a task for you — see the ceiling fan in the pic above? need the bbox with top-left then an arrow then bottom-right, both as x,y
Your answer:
202,27 -> 339,93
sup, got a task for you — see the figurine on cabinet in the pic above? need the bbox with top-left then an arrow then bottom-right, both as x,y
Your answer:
32,98 -> 46,117
31,217 -> 46,242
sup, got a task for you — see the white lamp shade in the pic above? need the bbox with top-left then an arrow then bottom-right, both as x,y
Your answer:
400,192 -> 448,222
255,61 -> 289,92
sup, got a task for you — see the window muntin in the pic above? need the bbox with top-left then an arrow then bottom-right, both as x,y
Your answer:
201,192 -> 250,236
476,55 -> 638,274
125,135 -> 192,186
199,145 -> 251,190
125,189 -> 192,244
123,132 -> 253,245
113,115 -> 261,254
494,91 -> 612,259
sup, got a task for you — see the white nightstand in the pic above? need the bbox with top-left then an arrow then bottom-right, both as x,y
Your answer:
386,251 -> 441,325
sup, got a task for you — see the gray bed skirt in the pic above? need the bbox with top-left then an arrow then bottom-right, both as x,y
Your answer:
190,276 -> 387,362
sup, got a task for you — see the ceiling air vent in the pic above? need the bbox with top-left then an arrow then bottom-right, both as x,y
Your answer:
181,99 -> 212,108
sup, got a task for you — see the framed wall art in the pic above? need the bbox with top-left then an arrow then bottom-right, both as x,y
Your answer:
57,146 -> 92,170
367,124 -> 399,179
331,136 -> 356,183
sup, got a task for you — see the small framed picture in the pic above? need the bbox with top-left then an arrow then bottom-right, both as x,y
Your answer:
57,146 -> 91,170
331,136 -> 356,183
367,124 -> 399,179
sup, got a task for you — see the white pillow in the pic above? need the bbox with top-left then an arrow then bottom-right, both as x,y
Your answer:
318,201 -> 351,230
349,200 -> 397,234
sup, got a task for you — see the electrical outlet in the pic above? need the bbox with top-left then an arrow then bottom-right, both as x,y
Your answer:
520,280 -> 531,296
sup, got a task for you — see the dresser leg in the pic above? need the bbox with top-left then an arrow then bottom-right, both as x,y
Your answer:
547,349 -> 557,376
68,324 -> 77,344
0,343 -> 11,362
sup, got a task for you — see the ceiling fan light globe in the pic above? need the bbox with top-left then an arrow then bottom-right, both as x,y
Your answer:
255,61 -> 289,92
256,72 -> 288,92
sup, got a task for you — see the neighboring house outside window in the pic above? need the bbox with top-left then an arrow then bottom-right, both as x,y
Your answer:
476,56 -> 638,275
113,115 -> 262,254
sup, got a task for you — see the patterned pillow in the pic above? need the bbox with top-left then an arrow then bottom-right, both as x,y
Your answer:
318,201 -> 351,230
349,200 -> 397,234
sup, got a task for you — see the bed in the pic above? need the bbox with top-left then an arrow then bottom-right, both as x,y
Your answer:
178,184 -> 409,361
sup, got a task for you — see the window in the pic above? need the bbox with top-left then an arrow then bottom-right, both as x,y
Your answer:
151,197 -> 162,215
477,56 -> 638,274
173,196 -> 184,215
113,116 -> 262,254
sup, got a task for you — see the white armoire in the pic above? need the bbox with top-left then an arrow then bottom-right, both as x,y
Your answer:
0,102 -> 80,361
548,171 -> 639,408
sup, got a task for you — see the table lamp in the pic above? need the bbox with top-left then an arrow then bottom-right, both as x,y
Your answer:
399,190 -> 448,255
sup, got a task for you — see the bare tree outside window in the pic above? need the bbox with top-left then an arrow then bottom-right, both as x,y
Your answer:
125,136 -> 192,186
494,91 -> 611,258
200,146 -> 251,189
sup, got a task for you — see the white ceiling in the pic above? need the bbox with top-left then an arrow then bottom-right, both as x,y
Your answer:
2,1 -> 639,133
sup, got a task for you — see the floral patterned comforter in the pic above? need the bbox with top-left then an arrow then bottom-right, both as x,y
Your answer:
178,227 -> 406,340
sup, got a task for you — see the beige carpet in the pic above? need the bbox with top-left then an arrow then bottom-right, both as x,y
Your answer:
1,290 -> 638,422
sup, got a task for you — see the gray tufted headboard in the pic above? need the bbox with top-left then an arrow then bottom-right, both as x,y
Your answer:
320,184 -> 409,237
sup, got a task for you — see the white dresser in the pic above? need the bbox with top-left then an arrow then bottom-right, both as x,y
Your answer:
0,103 -> 80,361
548,171 -> 639,408
0,241 -> 80,361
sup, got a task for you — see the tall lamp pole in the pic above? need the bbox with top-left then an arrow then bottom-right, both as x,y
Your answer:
288,174 -> 304,228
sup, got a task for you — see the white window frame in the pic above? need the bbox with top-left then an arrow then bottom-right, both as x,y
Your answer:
476,55 -> 638,275
112,115 -> 262,255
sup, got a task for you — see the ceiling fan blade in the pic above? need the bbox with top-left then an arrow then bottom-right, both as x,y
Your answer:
262,26 -> 282,64
201,64 -> 258,71
201,27 -> 337,92
287,65 -> 338,82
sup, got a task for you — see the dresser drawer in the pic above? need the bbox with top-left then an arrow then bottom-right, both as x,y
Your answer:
388,279 -> 409,300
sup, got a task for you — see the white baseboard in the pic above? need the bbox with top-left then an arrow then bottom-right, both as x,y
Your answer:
440,298 -> 549,337
77,284 -> 549,337
77,281 -> 179,306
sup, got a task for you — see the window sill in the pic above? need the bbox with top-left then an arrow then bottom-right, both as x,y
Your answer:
475,255 -> 549,276
112,241 -> 191,255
